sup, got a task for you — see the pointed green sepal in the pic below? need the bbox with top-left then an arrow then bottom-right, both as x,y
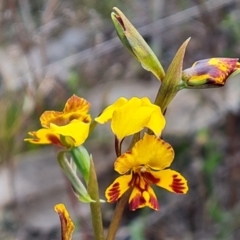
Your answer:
112,7 -> 165,81
57,151 -> 95,203
70,146 -> 90,183
155,38 -> 190,112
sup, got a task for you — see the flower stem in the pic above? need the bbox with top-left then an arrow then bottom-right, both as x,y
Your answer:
128,132 -> 140,149
87,155 -> 105,240
89,120 -> 98,134
106,189 -> 132,240
106,132 -> 138,240
115,137 -> 122,157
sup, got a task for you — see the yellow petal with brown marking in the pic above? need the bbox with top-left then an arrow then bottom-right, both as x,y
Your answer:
54,203 -> 75,240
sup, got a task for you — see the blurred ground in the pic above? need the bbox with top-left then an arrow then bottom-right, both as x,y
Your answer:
1,0 -> 240,239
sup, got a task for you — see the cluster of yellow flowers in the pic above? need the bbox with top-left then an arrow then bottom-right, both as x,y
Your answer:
24,6 -> 240,240
25,56 -> 240,211
96,97 -> 187,210
25,94 -> 188,210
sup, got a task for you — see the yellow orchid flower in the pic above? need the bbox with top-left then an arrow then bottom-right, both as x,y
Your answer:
54,203 -> 75,240
182,58 -> 240,88
95,97 -> 165,141
105,134 -> 188,211
25,95 -> 91,148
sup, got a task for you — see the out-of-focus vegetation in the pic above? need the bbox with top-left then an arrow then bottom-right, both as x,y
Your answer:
1,0 -> 240,239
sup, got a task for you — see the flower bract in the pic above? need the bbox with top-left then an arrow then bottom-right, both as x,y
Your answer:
54,203 -> 75,240
182,58 -> 240,88
25,95 -> 91,148
105,134 -> 188,211
95,97 -> 165,141
111,7 -> 165,81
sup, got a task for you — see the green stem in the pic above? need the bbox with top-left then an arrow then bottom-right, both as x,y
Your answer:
154,81 -> 179,114
87,155 -> 105,240
70,147 -> 90,183
106,132 -> 139,240
106,189 -> 132,240
128,132 -> 140,149
89,120 -> 98,134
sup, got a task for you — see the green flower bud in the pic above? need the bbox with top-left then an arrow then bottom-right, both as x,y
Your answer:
70,146 -> 90,183
57,151 -> 94,203
181,58 -> 240,89
112,7 -> 165,81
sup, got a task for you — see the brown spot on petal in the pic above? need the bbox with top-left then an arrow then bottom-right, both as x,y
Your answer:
142,172 -> 160,184
28,132 -> 40,142
129,190 -> 160,211
129,193 -> 146,211
81,115 -> 91,123
107,182 -> 121,202
54,204 -> 75,240
112,182 -> 119,187
47,134 -> 63,147
149,194 -> 160,210
64,95 -> 90,113
170,174 -> 186,194
69,113 -> 81,121
52,116 -> 70,126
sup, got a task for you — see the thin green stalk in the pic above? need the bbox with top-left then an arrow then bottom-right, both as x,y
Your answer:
106,132 -> 139,240
89,120 -> 98,134
87,155 -> 105,240
106,189 -> 132,240
128,132 -> 140,149
154,82 -> 179,113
